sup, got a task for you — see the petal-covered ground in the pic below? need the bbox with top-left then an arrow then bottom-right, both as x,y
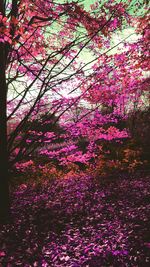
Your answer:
0,172 -> 150,266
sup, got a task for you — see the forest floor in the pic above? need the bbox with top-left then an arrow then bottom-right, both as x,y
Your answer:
0,171 -> 150,267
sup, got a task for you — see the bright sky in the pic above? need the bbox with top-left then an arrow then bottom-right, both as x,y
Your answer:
53,0 -> 145,72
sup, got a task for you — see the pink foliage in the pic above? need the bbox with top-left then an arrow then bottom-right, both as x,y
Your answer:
2,0 -> 148,172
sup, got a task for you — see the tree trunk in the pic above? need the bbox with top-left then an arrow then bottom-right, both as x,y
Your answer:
0,38 -> 10,222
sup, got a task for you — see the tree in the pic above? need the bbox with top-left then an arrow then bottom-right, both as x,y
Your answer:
0,0 -> 148,222
1,0 -> 86,222
37,1 -> 149,171
0,1 -> 10,222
